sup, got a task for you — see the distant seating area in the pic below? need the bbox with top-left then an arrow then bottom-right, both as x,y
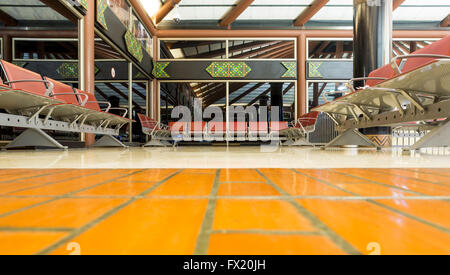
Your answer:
307,35 -> 450,150
137,114 -> 295,146
0,60 -> 132,149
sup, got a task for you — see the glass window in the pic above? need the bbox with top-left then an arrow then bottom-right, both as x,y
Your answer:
308,81 -> 347,110
14,39 -> 78,60
229,40 -> 295,59
160,40 -> 226,59
107,0 -> 130,28
392,39 -> 438,56
308,40 -> 353,59
132,12 -> 153,57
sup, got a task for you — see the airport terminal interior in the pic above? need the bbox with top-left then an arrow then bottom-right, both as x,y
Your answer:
0,0 -> 449,255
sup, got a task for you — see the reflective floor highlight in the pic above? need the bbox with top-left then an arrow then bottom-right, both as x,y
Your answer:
1,146 -> 450,169
0,168 -> 449,255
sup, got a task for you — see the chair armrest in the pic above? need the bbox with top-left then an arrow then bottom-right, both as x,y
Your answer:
108,107 -> 128,118
5,79 -> 54,97
347,77 -> 388,90
391,54 -> 450,74
321,90 -> 348,103
51,93 -> 89,105
90,101 -> 112,112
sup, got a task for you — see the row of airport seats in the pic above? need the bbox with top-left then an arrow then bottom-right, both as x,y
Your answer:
0,60 -> 132,149
308,35 -> 450,150
137,112 -> 320,146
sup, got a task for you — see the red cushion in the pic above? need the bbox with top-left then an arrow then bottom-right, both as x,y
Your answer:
403,35 -> 450,73
138,113 -> 158,131
44,77 -> 79,105
366,61 -> 399,86
76,89 -> 101,111
1,60 -> 48,97
298,111 -> 319,127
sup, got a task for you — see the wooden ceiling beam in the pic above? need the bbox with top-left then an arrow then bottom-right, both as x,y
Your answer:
129,0 -> 158,35
294,0 -> 329,27
190,40 -> 273,58
219,0 -> 254,27
232,41 -> 293,59
94,87 -> 110,101
39,0 -> 78,23
204,82 -> 247,107
311,41 -> 330,58
393,0 -> 406,11
256,44 -> 294,59
247,87 -> 271,106
0,9 -> 17,26
152,0 -> 182,25
121,82 -> 146,100
282,82 -> 295,95
230,83 -> 265,105
440,14 -> 449,27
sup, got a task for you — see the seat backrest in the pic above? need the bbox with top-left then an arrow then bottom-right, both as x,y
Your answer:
366,61 -> 399,86
44,77 -> 79,105
270,121 -> 288,131
0,60 -> 48,97
298,111 -> 319,128
137,113 -> 158,133
402,35 -> 450,73
76,89 -> 101,111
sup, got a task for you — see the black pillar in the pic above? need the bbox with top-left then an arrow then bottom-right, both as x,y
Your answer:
270,83 -> 283,121
353,0 -> 392,87
353,0 -> 393,139
259,95 -> 269,122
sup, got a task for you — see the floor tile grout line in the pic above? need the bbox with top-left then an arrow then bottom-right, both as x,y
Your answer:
404,168 -> 450,179
0,169 -> 75,184
2,194 -> 450,200
2,170 -> 107,196
101,180 -> 159,184
0,170 -> 147,219
0,227 -> 75,232
293,169 -> 450,235
194,169 -> 221,255
219,181 -> 267,184
209,229 -> 322,236
35,169 -> 184,255
255,169 -> 361,255
328,169 -> 427,196
367,168 -> 450,188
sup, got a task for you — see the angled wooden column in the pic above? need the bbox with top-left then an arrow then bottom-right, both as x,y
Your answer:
219,0 -> 254,27
2,34 -> 12,62
393,0 -> 405,10
153,0 -> 182,25
297,34 -> 307,117
153,36 -> 159,121
83,0 -> 96,147
294,0 -> 329,27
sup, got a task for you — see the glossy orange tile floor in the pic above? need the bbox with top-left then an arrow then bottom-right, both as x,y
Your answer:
0,168 -> 449,255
